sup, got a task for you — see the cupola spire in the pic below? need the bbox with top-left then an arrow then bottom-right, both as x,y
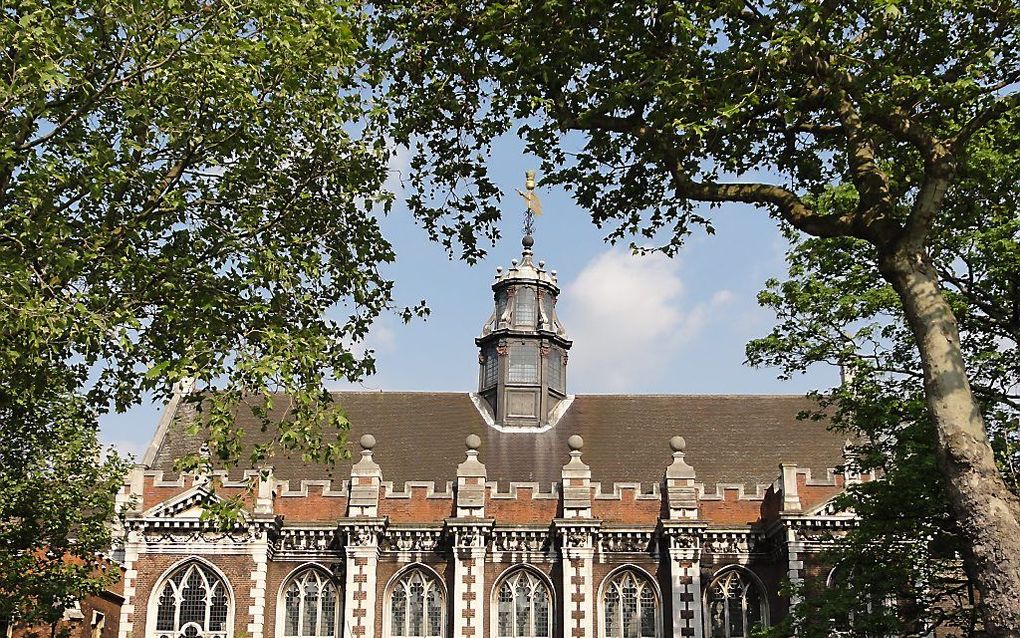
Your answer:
476,172 -> 571,429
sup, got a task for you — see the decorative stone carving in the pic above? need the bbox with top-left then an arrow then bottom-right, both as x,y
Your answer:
600,531 -> 654,553
493,529 -> 551,553
703,531 -> 768,555
277,527 -> 339,552
564,530 -> 589,548
382,528 -> 444,553
669,532 -> 700,550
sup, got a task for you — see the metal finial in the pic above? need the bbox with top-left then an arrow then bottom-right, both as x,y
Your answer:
516,170 -> 543,240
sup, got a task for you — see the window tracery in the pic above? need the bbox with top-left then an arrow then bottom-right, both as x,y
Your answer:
495,569 -> 551,638
153,562 -> 230,638
282,568 -> 339,638
389,568 -> 444,637
706,569 -> 766,638
603,570 -> 658,638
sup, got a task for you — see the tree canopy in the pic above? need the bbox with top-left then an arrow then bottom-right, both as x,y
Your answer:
1,0 -> 401,623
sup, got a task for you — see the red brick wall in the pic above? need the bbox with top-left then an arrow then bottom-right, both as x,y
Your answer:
275,488 -> 348,521
700,499 -> 763,525
486,490 -> 559,523
379,489 -> 454,523
592,491 -> 661,524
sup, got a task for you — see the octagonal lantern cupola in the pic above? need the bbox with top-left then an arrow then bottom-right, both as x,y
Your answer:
476,231 -> 572,429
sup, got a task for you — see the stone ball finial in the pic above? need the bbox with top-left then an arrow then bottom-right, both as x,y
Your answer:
496,266 -> 503,274
522,234 -> 535,249
511,259 -> 519,267
670,435 -> 686,453
359,433 -> 376,450
538,260 -> 545,268
567,434 -> 584,451
466,434 -> 481,451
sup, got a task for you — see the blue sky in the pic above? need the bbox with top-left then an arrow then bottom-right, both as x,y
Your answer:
99,141 -> 836,457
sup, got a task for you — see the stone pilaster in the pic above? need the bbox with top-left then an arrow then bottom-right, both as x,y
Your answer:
557,435 -> 599,638
456,434 -> 487,518
339,520 -> 385,638
663,522 -> 707,638
246,526 -> 271,638
254,467 -> 275,516
785,524 -> 806,609
663,436 -> 705,638
348,435 -> 381,517
779,463 -> 802,513
448,522 -> 492,638
116,523 -> 142,638
665,436 -> 698,520
556,520 -> 600,638
114,466 -> 146,638
450,435 -> 491,638
561,434 -> 592,518
341,434 -> 385,638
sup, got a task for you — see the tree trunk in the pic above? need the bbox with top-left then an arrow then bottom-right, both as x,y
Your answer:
879,247 -> 1020,636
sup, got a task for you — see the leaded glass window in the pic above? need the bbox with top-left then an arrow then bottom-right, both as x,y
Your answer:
483,346 -> 499,388
603,570 -> 658,638
496,292 -> 508,326
154,562 -> 230,638
496,570 -> 551,638
547,349 -> 563,392
706,570 -> 767,638
282,569 -> 339,638
514,287 -> 536,327
389,568 -> 444,638
540,291 -> 555,328
508,343 -> 539,383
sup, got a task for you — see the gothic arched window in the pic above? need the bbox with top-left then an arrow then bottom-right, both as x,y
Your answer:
154,562 -> 230,638
706,569 -> 767,638
602,569 -> 658,638
495,569 -> 552,638
282,568 -> 340,638
389,568 -> 444,638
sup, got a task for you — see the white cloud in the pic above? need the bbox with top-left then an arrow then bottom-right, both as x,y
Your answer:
559,249 -> 730,392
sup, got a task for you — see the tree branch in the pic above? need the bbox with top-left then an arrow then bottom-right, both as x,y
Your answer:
950,90 -> 1020,153
548,103 -> 862,239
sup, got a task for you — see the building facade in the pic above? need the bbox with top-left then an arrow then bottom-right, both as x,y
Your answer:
115,234 -> 860,638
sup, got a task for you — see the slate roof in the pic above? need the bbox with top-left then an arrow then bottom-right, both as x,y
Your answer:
149,391 -> 844,491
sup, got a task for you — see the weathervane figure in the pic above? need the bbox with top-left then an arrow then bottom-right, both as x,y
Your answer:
516,169 -> 543,239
